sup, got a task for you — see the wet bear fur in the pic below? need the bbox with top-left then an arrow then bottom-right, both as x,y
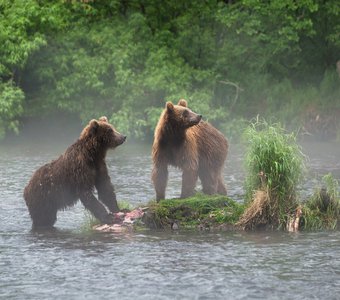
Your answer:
23,117 -> 126,228
152,99 -> 228,201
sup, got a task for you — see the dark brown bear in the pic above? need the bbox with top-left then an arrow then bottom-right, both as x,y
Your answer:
152,99 -> 228,201
24,116 -> 126,228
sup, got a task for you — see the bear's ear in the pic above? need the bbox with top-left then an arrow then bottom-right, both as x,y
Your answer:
178,99 -> 187,107
166,101 -> 174,112
99,116 -> 108,123
88,119 -> 99,135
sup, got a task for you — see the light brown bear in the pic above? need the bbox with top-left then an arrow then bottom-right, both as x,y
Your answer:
24,117 -> 126,228
152,99 -> 228,201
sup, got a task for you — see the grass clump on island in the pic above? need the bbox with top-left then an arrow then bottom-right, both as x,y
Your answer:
237,118 -> 306,230
143,194 -> 245,230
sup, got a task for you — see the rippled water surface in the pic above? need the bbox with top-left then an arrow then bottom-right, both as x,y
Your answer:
1,141 -> 340,299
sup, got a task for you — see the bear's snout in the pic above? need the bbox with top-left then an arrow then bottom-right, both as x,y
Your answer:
190,114 -> 202,126
118,135 -> 127,145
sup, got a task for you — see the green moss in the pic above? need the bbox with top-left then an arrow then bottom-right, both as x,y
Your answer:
144,193 -> 245,230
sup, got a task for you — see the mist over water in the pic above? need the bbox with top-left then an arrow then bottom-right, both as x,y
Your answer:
1,124 -> 340,299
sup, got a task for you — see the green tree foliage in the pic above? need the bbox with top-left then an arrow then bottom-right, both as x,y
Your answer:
0,0 -> 339,140
0,0 -> 66,136
0,81 -> 24,138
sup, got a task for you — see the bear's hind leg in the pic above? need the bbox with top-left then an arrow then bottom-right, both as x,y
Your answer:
217,175 -> 227,195
31,207 -> 57,228
199,169 -> 218,195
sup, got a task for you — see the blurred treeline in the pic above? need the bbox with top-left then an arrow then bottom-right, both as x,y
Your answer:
0,0 -> 339,141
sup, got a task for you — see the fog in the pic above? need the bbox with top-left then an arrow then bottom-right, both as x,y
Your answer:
2,111 -> 340,174
2,113 -> 85,152
1,112 -> 339,203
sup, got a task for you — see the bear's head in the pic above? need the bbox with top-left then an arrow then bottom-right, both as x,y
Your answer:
80,116 -> 126,148
165,99 -> 202,129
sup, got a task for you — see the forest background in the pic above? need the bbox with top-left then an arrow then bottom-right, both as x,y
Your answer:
0,0 -> 339,142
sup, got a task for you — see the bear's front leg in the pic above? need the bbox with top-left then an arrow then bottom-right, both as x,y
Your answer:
151,163 -> 168,202
95,163 -> 119,213
180,168 -> 198,199
80,191 -> 114,224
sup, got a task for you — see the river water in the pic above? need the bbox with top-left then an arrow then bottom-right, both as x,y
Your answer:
1,140 -> 340,299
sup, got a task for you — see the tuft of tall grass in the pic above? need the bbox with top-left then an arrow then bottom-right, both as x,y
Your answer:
79,211 -> 100,233
242,118 -> 306,229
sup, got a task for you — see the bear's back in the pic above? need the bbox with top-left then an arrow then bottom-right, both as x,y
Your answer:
189,121 -> 228,163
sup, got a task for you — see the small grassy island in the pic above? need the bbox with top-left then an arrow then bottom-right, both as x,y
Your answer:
138,179 -> 339,232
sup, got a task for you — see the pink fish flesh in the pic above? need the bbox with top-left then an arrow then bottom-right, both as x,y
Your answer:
93,208 -> 145,232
